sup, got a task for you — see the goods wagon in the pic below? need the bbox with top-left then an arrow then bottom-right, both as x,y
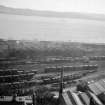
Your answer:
44,64 -> 98,73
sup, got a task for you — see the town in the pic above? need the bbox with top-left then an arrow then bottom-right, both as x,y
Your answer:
0,39 -> 105,105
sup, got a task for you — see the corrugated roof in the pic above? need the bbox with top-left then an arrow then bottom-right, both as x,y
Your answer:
98,80 -> 105,89
88,79 -> 105,95
88,83 -> 101,95
78,92 -> 90,105
61,79 -> 105,105
62,92 -> 73,105
62,90 -> 103,105
72,93 -> 84,105
94,82 -> 105,92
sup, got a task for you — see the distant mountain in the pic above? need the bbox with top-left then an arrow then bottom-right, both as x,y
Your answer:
0,5 -> 105,21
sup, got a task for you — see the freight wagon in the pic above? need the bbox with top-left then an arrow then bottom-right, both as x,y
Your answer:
44,64 -> 98,73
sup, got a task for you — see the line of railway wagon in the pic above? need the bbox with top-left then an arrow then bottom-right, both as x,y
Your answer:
0,73 -> 35,83
0,69 -> 37,76
42,70 -> 97,85
44,64 -> 98,73
0,80 -> 43,96
0,55 -> 105,65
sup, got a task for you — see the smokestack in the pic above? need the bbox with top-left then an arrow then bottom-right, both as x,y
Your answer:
12,93 -> 17,102
33,92 -> 36,105
59,66 -> 64,97
58,66 -> 64,105
59,66 -> 64,94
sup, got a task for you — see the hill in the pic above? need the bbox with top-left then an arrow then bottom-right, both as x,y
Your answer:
0,39 -> 105,58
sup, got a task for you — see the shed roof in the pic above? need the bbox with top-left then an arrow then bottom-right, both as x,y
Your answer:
61,79 -> 105,105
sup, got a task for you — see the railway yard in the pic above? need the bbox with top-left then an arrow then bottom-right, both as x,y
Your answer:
0,56 -> 105,95
0,56 -> 105,105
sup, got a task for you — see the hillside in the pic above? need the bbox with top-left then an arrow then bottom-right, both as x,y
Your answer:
0,39 -> 105,58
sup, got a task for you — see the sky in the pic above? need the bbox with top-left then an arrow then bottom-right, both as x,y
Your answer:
0,0 -> 105,14
0,0 -> 105,43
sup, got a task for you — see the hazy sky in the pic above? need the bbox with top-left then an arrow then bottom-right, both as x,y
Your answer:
0,0 -> 105,43
0,0 -> 105,14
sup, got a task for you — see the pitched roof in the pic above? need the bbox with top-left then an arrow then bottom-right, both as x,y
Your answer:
61,79 -> 105,105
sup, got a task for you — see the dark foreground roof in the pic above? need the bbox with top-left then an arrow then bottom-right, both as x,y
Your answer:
61,90 -> 103,105
0,101 -> 24,105
61,79 -> 105,105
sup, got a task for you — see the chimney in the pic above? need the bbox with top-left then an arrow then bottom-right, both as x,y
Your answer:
33,92 -> 36,105
12,93 -> 17,102
59,66 -> 64,94
58,66 -> 64,105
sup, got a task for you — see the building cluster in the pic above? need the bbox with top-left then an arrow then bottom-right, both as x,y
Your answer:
60,79 -> 105,105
